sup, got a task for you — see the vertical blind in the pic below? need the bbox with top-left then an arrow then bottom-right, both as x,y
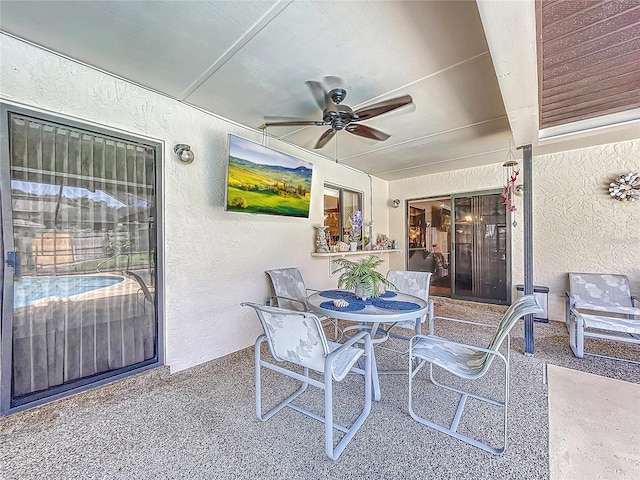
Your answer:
8,113 -> 158,400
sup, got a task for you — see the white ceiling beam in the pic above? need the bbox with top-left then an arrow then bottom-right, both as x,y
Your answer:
476,0 -> 539,148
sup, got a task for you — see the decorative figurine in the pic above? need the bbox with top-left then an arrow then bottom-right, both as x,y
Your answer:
314,225 -> 330,253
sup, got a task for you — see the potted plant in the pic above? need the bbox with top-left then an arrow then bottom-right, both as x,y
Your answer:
331,255 -> 397,300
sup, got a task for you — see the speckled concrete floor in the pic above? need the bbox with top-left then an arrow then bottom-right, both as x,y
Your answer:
1,298 -> 638,479
548,365 -> 640,480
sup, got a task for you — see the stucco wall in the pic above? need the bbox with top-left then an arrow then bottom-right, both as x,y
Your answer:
389,140 -> 640,321
524,140 -> 639,319
1,34 -> 637,375
0,35 -> 392,373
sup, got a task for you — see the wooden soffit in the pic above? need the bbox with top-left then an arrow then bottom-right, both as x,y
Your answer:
537,0 -> 640,129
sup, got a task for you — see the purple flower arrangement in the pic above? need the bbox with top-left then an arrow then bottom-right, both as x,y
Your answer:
349,210 -> 363,242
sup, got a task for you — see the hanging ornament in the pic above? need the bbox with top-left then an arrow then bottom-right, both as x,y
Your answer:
500,138 -> 520,225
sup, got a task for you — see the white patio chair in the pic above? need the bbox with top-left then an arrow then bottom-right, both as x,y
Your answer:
125,270 -> 155,314
241,302 -> 372,460
385,270 -> 434,338
407,295 -> 543,455
370,270 -> 434,373
265,267 -> 340,340
565,272 -> 640,360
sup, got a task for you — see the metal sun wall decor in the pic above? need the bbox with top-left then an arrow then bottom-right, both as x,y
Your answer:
609,172 -> 639,202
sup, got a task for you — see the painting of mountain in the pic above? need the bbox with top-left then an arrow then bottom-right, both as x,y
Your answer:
225,134 -> 313,217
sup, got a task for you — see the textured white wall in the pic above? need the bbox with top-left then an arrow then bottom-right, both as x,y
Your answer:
389,140 -> 640,321
0,35 -> 392,373
1,34 -> 637,372
522,140 -> 640,320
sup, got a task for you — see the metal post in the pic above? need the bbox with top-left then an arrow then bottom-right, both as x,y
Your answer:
520,144 -> 534,355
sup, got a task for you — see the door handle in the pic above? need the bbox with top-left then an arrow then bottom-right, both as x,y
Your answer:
5,251 -> 21,276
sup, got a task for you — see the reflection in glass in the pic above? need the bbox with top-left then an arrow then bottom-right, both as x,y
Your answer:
6,113 -> 158,407
453,194 -> 507,302
407,198 -> 451,297
323,185 -> 362,245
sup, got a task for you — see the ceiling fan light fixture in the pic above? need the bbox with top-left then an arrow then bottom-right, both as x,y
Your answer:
329,88 -> 347,104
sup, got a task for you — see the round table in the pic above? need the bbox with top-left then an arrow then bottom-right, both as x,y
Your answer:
307,289 -> 428,401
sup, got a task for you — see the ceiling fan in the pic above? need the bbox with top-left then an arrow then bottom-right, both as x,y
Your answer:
259,77 -> 414,149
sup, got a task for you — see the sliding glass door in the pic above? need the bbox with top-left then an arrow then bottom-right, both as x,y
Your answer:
451,192 -> 509,303
406,191 -> 510,304
1,106 -> 162,414
407,197 -> 451,297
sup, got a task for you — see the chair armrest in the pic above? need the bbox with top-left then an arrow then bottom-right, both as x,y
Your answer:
565,291 -> 576,308
632,295 -> 639,308
573,303 -> 640,316
565,291 -> 573,325
327,331 -> 371,377
428,315 -> 498,335
306,287 -> 321,294
409,334 -> 507,363
337,330 -> 371,351
267,295 -> 308,310
427,299 -> 434,321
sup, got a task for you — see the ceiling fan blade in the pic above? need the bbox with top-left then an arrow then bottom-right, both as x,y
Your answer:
314,128 -> 337,149
354,94 -> 414,121
305,80 -> 328,110
259,120 -> 325,129
264,115 -> 315,122
346,123 -> 390,142
321,76 -> 345,92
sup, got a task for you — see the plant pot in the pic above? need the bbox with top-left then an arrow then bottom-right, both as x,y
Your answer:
349,241 -> 358,252
354,283 -> 372,301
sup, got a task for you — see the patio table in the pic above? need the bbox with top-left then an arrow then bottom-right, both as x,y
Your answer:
307,289 -> 428,401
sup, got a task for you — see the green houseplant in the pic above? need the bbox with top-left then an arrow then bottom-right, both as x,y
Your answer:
331,255 -> 397,300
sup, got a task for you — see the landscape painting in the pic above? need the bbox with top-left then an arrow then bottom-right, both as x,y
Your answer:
225,134 -> 313,218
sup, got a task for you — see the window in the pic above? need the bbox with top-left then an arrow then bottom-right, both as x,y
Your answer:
323,184 -> 362,245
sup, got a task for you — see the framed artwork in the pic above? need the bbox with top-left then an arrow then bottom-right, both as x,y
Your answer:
225,134 -> 313,218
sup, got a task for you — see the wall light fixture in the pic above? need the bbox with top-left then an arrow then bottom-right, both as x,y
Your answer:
174,144 -> 194,164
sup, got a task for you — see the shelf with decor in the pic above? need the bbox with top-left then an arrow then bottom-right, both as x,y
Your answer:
311,249 -> 400,258
311,249 -> 401,276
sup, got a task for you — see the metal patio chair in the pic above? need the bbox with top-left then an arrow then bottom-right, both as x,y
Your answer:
407,295 -> 543,455
241,302 -> 372,460
125,270 -> 155,314
566,272 -> 640,361
385,270 -> 434,338
265,267 -> 340,340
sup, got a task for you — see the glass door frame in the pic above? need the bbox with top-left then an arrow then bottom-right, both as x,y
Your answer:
0,103 -> 165,415
450,188 -> 513,305
404,189 -> 513,305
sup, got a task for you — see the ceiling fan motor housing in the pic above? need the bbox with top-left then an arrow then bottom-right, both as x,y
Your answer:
323,103 -> 356,130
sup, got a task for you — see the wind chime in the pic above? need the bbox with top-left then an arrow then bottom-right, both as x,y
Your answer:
501,139 -> 519,226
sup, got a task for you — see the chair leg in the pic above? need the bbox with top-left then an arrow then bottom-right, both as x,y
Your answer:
255,335 -> 309,421
568,314 -> 584,358
322,319 -> 341,342
325,337 -> 373,460
408,357 -> 509,455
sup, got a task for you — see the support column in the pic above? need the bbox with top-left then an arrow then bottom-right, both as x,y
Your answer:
520,144 -> 534,355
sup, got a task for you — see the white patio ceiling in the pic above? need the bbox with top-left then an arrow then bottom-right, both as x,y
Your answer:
1,0 -> 638,180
